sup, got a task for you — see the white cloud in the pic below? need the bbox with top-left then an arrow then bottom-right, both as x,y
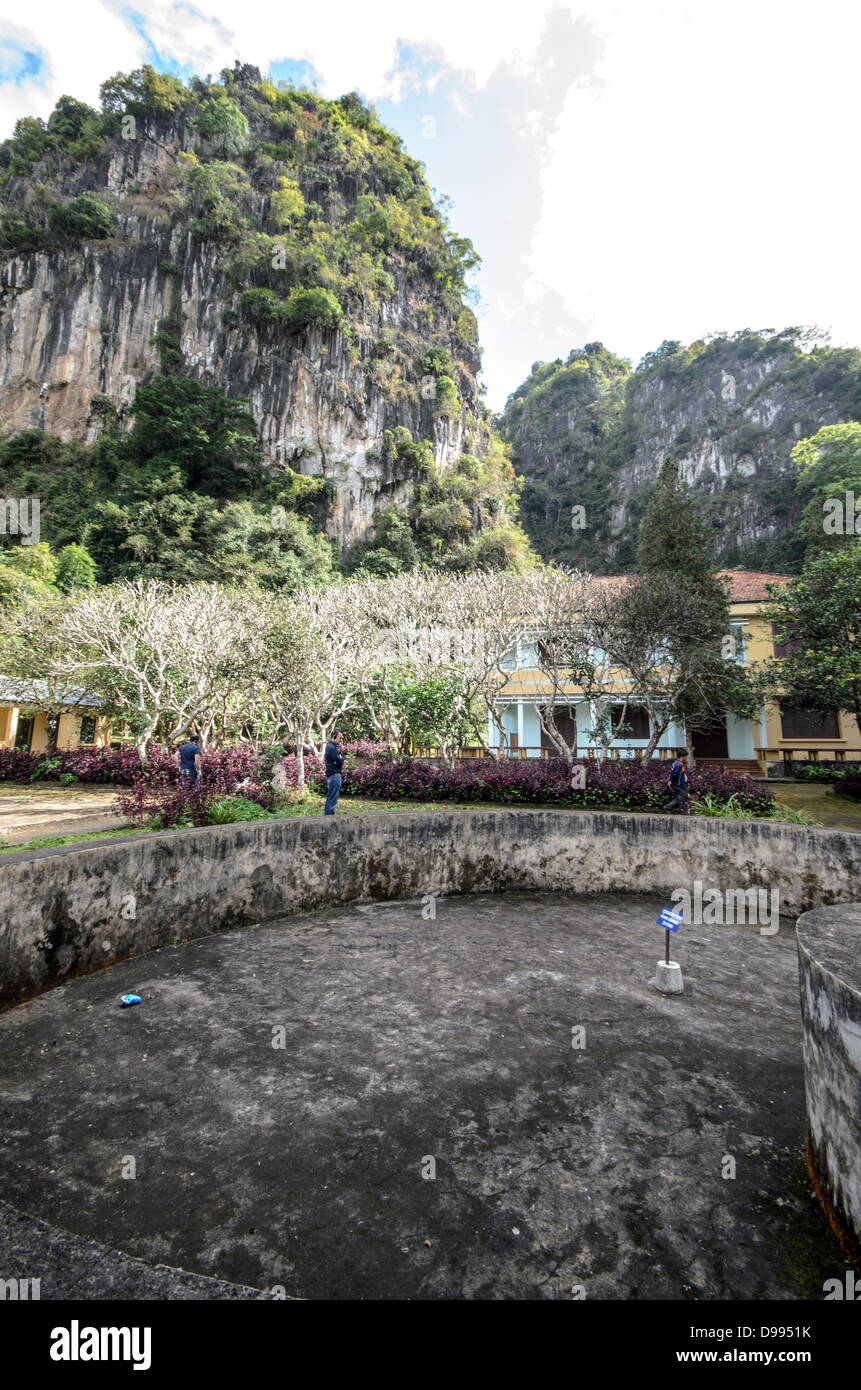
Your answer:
0,0 -> 559,127
527,0 -> 861,365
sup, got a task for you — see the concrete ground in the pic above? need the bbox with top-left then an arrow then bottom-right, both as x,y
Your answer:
0,890 -> 845,1300
0,782 -> 122,844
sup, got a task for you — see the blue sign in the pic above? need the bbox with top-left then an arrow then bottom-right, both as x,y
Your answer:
657,908 -> 683,932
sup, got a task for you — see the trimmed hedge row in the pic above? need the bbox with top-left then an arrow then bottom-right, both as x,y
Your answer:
833,775 -> 861,802
1,743 -> 775,820
792,761 -> 861,783
0,745 -> 261,785
0,741 -> 383,786
311,756 -> 776,815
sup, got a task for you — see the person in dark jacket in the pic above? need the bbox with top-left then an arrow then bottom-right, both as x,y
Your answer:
323,730 -> 344,816
664,749 -> 689,812
175,737 -> 202,787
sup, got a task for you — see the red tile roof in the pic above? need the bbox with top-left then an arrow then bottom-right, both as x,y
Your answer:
591,570 -> 793,602
716,569 -> 793,602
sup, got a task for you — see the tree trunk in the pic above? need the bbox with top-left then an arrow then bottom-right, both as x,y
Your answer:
684,727 -> 697,775
45,714 -> 60,757
639,717 -> 669,768
295,737 -> 305,798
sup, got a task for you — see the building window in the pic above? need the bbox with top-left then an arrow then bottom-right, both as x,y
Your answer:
780,706 -> 839,740
729,622 -> 747,662
609,704 -> 650,739
79,715 -> 97,744
772,622 -> 801,659
14,715 -> 34,752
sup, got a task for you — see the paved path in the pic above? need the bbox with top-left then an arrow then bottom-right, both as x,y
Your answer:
0,783 -> 124,844
0,891 -> 843,1300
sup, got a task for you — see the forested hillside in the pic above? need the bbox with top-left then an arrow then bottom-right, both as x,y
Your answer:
0,62 -> 531,586
500,330 -> 861,573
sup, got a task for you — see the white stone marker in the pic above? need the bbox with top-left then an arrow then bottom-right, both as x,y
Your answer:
654,959 -> 685,994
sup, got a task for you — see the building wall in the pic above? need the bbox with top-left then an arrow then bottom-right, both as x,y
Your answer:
0,707 -> 15,748
490,698 -> 684,758
0,707 -> 110,753
727,711 -> 755,760
492,604 -> 859,764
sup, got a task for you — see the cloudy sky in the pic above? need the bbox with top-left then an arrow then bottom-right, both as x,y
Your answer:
1,0 -> 859,408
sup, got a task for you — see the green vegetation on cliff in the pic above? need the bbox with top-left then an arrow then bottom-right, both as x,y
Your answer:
499,329 -> 861,574
0,62 -> 531,587
0,61 -> 480,345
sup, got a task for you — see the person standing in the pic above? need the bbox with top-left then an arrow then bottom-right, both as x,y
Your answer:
664,749 -> 689,812
323,730 -> 344,816
175,737 -> 202,787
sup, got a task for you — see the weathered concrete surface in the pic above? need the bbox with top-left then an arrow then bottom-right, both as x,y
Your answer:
1,809 -> 860,1008
796,903 -> 861,1254
0,892 -> 847,1300
0,1199 -> 271,1300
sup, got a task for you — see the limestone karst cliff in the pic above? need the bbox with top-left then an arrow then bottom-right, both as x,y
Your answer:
500,332 -> 861,573
0,64 -> 485,548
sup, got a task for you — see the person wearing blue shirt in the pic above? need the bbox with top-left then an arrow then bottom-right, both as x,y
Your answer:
323,730 -> 344,816
664,749 -> 689,812
175,739 -> 202,786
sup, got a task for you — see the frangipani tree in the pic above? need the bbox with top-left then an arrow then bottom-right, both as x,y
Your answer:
42,579 -> 246,760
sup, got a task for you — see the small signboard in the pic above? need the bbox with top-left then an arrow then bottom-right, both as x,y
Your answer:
657,908 -> 683,933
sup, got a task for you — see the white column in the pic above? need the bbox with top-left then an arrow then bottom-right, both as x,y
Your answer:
517,699 -> 524,750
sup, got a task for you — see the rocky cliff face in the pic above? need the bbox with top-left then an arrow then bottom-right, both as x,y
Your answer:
500,333 -> 861,572
0,71 -> 482,545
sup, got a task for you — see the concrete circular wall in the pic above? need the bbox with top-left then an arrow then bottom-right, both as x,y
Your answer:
796,902 -> 861,1260
1,808 -> 859,1010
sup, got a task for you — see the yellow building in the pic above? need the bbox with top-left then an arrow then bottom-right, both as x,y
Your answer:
0,680 -> 111,754
488,570 -> 861,775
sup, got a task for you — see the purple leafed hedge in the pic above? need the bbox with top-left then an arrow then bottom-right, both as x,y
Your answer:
311,757 -> 776,815
0,741 -> 775,819
0,740 -> 382,786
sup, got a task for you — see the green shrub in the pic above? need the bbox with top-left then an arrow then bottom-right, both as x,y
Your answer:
269,175 -> 305,228
195,95 -> 249,155
206,795 -> 270,824
0,212 -> 44,251
435,374 -> 460,416
30,755 -> 62,781
238,285 -> 343,334
424,347 -> 454,376
283,285 -> 343,332
239,287 -> 288,327
48,195 -> 113,241
793,761 -> 860,782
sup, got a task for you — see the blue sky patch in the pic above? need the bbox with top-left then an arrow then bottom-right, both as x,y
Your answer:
0,41 -> 44,87
268,57 -> 321,92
